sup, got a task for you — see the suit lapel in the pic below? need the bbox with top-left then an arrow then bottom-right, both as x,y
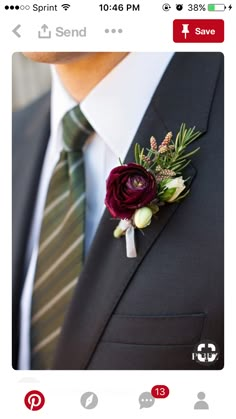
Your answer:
12,93 -> 50,368
53,52 -> 222,369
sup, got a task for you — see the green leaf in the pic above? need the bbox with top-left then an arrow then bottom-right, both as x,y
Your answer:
160,187 -> 176,202
175,131 -> 180,149
134,143 -> 141,164
139,147 -> 145,165
158,178 -> 172,189
173,147 -> 200,163
172,159 -> 191,173
174,189 -> 190,202
148,203 -> 160,214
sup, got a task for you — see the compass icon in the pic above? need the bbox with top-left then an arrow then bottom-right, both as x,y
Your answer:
80,392 -> 98,409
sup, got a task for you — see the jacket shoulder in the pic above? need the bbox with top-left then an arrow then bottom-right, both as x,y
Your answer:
12,92 -> 51,144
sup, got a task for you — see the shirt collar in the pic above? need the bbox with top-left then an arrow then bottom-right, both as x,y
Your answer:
51,52 -> 174,160
50,65 -> 77,141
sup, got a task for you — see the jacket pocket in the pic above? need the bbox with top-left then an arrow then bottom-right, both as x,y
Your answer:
101,313 -> 206,345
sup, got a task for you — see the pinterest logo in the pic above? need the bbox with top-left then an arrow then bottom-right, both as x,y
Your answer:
24,390 -> 45,411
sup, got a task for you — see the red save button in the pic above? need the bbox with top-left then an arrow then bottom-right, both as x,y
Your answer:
173,19 -> 224,43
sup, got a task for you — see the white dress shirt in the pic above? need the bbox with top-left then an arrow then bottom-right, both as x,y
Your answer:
18,52 -> 174,369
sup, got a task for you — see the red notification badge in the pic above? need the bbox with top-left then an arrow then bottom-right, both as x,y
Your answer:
151,385 -> 170,399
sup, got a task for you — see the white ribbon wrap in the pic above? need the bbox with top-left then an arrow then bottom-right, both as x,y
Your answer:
116,220 -> 137,258
125,225 -> 137,258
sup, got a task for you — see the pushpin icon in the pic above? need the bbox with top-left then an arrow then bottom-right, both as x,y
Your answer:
182,23 -> 190,39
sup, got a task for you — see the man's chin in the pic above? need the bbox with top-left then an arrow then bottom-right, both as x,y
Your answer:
22,52 -> 90,64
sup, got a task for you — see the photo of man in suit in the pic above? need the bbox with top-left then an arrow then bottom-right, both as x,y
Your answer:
12,52 -> 224,370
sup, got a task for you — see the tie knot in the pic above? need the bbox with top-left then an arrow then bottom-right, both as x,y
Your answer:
62,105 -> 94,152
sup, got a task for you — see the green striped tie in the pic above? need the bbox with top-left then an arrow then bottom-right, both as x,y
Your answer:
30,105 -> 94,369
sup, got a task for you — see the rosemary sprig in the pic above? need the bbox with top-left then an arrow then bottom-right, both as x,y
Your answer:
137,123 -> 201,176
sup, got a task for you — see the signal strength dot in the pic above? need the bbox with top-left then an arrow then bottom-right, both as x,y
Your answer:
61,3 -> 71,11
5,5 -> 20,10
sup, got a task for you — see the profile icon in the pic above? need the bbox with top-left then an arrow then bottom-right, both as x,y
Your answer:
194,392 -> 209,410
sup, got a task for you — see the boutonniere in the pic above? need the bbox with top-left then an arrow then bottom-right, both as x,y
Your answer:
105,123 -> 201,258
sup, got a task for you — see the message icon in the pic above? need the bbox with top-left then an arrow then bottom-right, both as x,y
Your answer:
139,392 -> 155,409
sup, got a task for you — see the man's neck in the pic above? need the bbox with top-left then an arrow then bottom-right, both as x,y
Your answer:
55,52 -> 129,102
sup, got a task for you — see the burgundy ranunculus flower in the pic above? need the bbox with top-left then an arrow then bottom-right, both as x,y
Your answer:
105,163 -> 157,219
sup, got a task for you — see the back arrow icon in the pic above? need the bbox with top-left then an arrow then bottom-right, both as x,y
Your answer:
12,24 -> 21,38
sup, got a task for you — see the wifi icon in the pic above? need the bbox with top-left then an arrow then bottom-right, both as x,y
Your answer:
61,4 -> 71,11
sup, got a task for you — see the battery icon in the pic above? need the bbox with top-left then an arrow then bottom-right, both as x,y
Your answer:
208,4 -> 226,11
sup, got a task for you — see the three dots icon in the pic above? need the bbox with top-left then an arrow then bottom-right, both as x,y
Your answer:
105,29 -> 123,34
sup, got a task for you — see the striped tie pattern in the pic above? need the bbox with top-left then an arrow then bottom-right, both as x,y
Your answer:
30,105 -> 94,369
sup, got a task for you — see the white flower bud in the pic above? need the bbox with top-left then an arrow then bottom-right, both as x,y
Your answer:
113,226 -> 124,238
134,207 -> 153,229
113,219 -> 131,238
162,176 -> 186,202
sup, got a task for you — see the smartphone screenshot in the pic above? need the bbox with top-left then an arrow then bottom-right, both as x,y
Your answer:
0,0 -> 235,417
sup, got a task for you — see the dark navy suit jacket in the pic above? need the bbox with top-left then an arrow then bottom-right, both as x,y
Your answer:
12,53 -> 224,370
